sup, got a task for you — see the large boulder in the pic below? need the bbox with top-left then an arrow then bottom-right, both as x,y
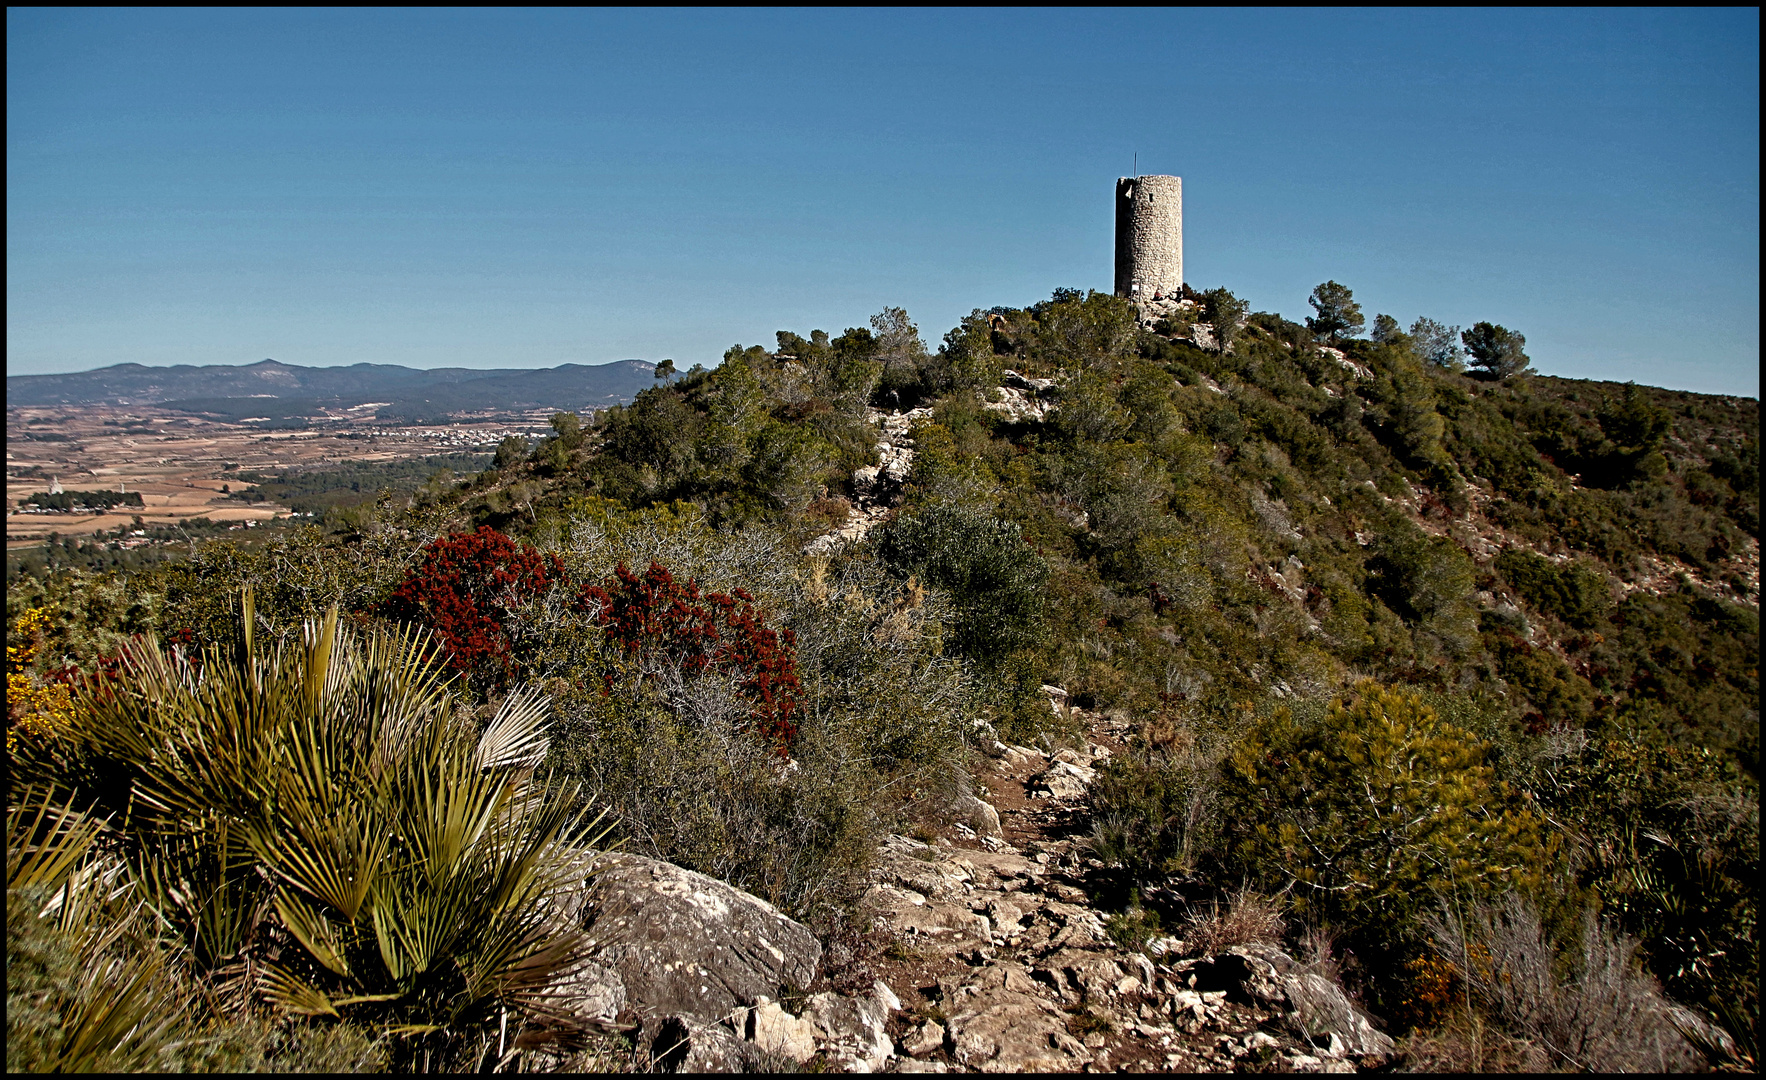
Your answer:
871,835 -> 974,898
1031,759 -> 1095,799
950,793 -> 1004,838
569,853 -> 822,1030
744,998 -> 818,1063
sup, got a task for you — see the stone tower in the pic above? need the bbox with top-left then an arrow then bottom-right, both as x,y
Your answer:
1114,175 -> 1182,300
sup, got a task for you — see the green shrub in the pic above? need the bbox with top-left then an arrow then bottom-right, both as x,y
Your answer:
874,501 -> 1048,667
546,552 -> 969,918
1494,548 -> 1611,630
1368,527 -> 1479,657
1089,725 -> 1230,881
1218,682 -> 1551,939
1502,641 -> 1596,735
1104,892 -> 1164,952
7,884 -> 381,1073
1541,735 -> 1758,1020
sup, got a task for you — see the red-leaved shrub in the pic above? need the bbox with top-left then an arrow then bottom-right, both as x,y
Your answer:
579,562 -> 801,756
384,526 -> 563,685
385,534 -> 800,754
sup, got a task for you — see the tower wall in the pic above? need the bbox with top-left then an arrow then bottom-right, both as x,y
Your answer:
1114,175 -> 1182,299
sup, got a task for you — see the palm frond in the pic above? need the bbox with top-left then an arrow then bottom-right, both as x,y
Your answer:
49,949 -> 185,1072
276,886 -> 355,977
7,782 -> 106,891
477,686 -> 554,771
260,963 -> 342,1018
31,594 -> 607,1056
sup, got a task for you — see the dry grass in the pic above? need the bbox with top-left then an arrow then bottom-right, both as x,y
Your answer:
1395,1007 -> 1550,1073
1293,923 -> 1339,982
1182,886 -> 1285,957
1426,896 -> 1702,1073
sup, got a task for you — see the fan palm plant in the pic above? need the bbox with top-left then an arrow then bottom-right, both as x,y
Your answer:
8,781 -> 190,1073
38,590 -> 607,1068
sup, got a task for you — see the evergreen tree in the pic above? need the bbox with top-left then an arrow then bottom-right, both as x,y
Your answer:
1305,280 -> 1364,343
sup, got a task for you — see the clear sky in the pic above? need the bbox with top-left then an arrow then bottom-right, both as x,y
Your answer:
7,8 -> 1759,397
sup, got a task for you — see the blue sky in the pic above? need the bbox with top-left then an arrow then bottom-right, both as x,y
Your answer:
7,8 -> 1759,396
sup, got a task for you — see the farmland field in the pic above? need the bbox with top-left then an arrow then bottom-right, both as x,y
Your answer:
6,404 -> 543,548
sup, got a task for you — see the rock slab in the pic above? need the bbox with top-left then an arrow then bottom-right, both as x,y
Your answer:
572,853 -> 822,1029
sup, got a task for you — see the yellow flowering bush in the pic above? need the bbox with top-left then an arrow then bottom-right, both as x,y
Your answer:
1219,681 -> 1552,933
7,607 -> 75,752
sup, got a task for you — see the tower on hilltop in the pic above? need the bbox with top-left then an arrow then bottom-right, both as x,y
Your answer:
1114,174 -> 1182,300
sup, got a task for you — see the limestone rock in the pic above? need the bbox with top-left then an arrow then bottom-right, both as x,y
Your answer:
1032,759 -> 1095,799
942,982 -> 1091,1072
936,962 -> 1090,1072
646,1014 -> 771,1073
554,958 -> 625,1029
986,897 -> 1025,934
745,998 -> 817,1063
904,1020 -> 946,1057
947,846 -> 1040,885
951,793 -> 1003,838
1283,971 -> 1394,1059
868,871 -> 996,938
1174,945 -> 1292,1006
1036,946 -> 1127,999
872,835 -> 973,898
572,853 -> 821,1029
885,899 -> 990,939
939,959 -> 1044,999
1173,945 -> 1393,1062
804,981 -> 898,1072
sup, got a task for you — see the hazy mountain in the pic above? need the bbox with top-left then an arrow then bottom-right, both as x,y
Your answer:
6,358 -> 658,419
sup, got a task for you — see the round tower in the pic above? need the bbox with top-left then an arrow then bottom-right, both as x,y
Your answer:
1114,174 -> 1182,300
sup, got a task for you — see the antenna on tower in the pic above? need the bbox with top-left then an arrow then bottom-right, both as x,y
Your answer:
1132,152 -> 1138,179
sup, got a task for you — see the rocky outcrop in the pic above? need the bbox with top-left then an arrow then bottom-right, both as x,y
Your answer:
1031,758 -> 1096,799
1285,972 -> 1396,1059
805,406 -> 931,554
646,1014 -> 774,1073
940,961 -> 1092,1072
561,853 -> 914,1071
570,852 -> 822,1031
803,980 -> 900,1071
950,793 -> 1003,838
981,370 -> 1056,423
745,998 -> 817,1062
1172,946 -> 1394,1059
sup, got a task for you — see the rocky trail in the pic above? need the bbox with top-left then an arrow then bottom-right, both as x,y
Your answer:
836,697 -> 1394,1074
559,694 -> 1396,1073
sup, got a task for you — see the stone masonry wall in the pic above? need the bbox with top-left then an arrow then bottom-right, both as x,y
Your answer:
1114,175 -> 1182,300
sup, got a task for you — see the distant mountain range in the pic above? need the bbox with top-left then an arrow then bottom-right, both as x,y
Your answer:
7,359 -> 658,423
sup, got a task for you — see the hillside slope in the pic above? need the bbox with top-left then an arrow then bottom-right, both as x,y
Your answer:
8,287 -> 1756,1071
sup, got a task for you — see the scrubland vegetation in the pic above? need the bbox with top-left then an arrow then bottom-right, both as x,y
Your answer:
9,284 -> 1757,1070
